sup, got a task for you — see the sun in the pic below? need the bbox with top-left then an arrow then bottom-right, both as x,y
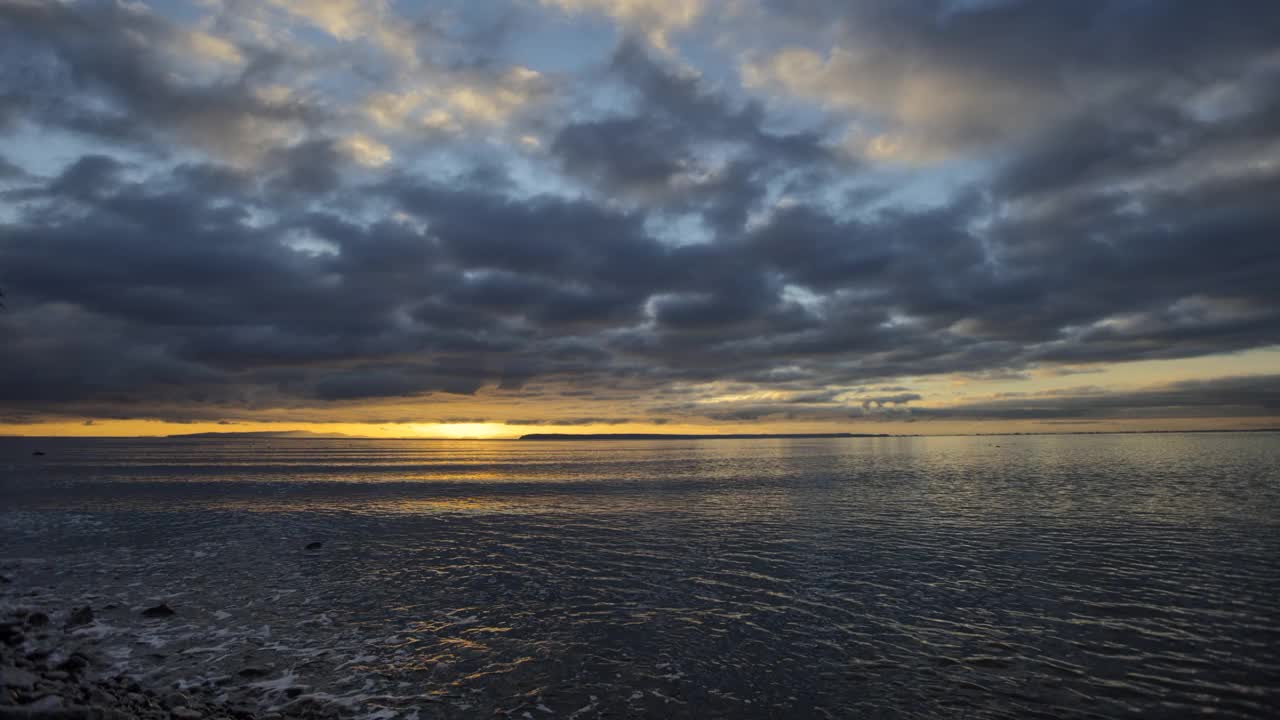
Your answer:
405,423 -> 511,439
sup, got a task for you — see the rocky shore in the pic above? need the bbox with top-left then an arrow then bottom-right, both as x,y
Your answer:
1,605 -> 317,720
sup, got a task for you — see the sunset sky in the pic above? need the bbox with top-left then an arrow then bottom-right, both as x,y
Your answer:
1,0 -> 1278,438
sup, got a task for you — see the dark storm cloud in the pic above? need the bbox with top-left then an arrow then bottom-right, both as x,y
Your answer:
0,159 -> 509,417
266,140 -> 349,197
0,1 -> 317,155
551,41 -> 844,232
840,1 -> 1280,75
1,1 -> 1278,425
552,117 -> 691,198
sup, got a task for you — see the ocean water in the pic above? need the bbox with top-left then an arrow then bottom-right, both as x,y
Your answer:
1,433 -> 1278,718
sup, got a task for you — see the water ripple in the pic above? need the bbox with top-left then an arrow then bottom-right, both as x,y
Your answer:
1,433 -> 1278,718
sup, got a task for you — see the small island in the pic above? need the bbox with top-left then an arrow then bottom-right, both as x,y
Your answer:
165,430 -> 357,439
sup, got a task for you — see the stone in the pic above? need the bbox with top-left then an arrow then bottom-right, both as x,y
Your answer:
64,607 -> 93,629
171,707 -> 203,719
88,688 -> 115,705
56,654 -> 90,674
140,604 -> 175,619
24,614 -> 48,629
0,666 -> 39,690
26,695 -> 64,711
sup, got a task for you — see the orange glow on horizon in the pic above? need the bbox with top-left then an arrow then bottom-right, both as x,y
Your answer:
1,416 -> 1274,439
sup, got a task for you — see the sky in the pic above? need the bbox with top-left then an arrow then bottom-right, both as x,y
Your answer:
0,0 -> 1278,438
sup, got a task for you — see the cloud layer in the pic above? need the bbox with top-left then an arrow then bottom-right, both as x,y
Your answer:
2,0 -> 1278,430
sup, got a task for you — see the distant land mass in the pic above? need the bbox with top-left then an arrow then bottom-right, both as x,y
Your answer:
519,432 -> 891,441
165,430 -> 357,439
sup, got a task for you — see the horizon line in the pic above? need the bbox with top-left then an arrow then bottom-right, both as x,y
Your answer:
1,428 -> 1277,441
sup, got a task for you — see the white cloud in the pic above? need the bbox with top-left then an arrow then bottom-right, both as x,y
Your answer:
541,0 -> 707,50
265,0 -> 418,66
341,134 -> 392,167
362,67 -> 548,134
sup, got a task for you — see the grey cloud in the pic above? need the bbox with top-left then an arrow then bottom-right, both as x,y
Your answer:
653,376 -> 1278,425
0,153 -> 26,180
0,1 -> 318,157
552,117 -> 691,198
551,42 -> 846,234
912,375 -> 1280,421
861,393 -> 921,408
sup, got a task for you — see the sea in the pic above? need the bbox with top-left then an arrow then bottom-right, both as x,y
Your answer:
2,433 -> 1278,718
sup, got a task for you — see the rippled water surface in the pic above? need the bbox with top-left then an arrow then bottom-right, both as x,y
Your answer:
2,434 -> 1279,718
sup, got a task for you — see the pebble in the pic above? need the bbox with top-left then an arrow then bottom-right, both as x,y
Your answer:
1,606 -> 326,720
1,666 -> 39,690
64,607 -> 94,629
25,694 -> 64,711
141,604 -> 175,619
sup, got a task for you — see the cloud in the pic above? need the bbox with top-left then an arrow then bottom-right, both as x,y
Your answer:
0,1 -> 1278,429
264,0 -> 419,65
504,417 -> 632,426
743,1 -> 1280,161
647,376 -> 1280,425
912,375 -> 1280,421
340,134 -> 392,167
550,41 -> 845,232
0,0 -> 318,162
743,44 -> 1044,160
364,67 -> 550,134
541,0 -> 707,49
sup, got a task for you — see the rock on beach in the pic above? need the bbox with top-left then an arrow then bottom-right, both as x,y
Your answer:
1,606 -> 321,719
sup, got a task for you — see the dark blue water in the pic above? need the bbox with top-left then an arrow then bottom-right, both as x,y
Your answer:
2,434 -> 1278,718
